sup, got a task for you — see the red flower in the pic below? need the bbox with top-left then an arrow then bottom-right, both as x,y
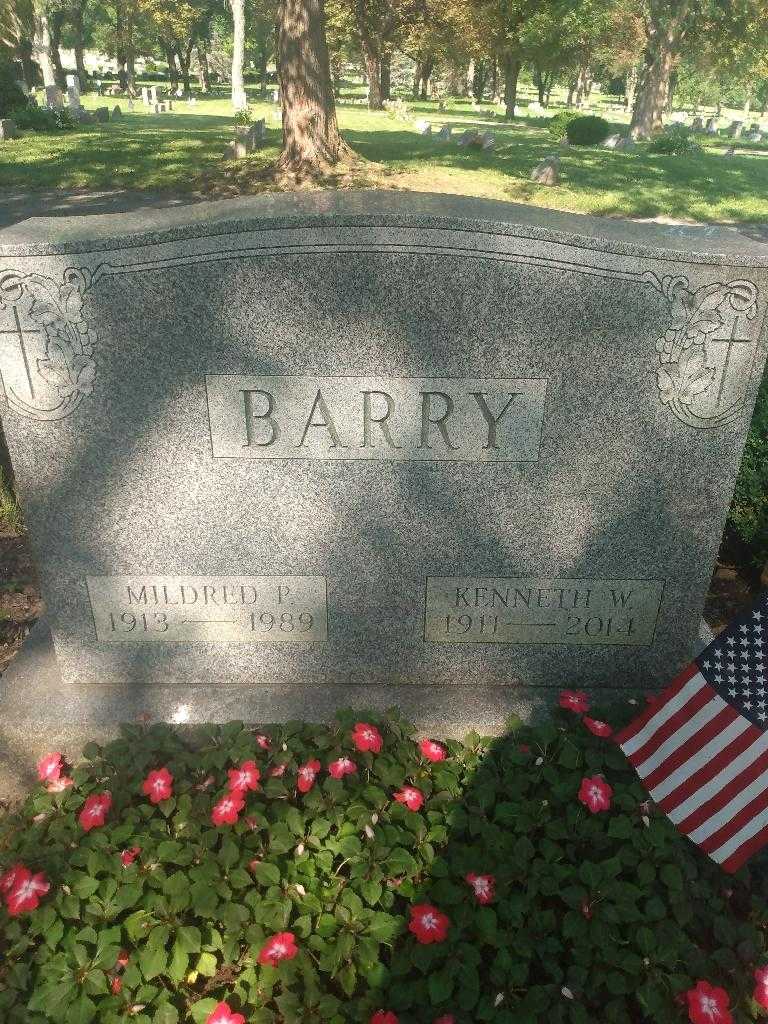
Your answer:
559,690 -> 589,714
227,761 -> 261,794
408,903 -> 450,944
297,759 -> 321,793
754,967 -> 768,1009
583,717 -> 613,738
352,722 -> 383,753
47,775 -> 74,793
211,792 -> 245,826
111,976 -> 122,995
394,786 -> 424,812
0,863 -> 27,895
116,950 -> 130,968
206,1003 -> 246,1024
269,763 -> 287,777
37,752 -> 63,783
370,1013 -> 399,1024
5,868 -> 50,916
685,980 -> 732,1024
120,847 -> 141,867
465,872 -> 495,904
419,739 -> 447,762
518,744 -> 531,754
328,757 -> 357,779
578,776 -> 613,814
142,767 -> 173,804
78,792 -> 112,831
257,931 -> 298,966
255,734 -> 271,750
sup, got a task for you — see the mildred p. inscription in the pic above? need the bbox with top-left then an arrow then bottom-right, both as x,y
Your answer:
425,577 -> 665,646
87,575 -> 328,643
206,375 -> 547,462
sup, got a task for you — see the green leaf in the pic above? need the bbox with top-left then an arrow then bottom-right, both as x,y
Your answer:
190,999 -> 219,1024
153,1004 -> 179,1024
196,951 -> 218,977
139,944 -> 167,981
252,862 -> 281,887
176,926 -> 202,954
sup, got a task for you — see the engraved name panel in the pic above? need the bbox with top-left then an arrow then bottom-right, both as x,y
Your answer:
206,375 -> 547,462
424,577 -> 665,646
87,575 -> 328,643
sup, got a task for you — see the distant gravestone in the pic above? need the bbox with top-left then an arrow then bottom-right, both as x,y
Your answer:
727,121 -> 743,138
415,119 -> 432,135
141,87 -> 150,106
44,84 -> 63,110
94,106 -> 110,122
149,86 -> 158,105
691,116 -> 704,132
457,129 -> 478,147
602,134 -> 622,149
531,154 -> 560,185
745,130 -> 762,142
65,74 -> 82,111
436,125 -> 452,142
224,139 -> 248,160
0,119 -> 18,141
1,193 -> 766,751
615,137 -> 636,152
481,131 -> 495,150
112,105 -> 122,118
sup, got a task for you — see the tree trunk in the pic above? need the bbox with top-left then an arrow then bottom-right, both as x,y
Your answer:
743,87 -> 752,118
466,59 -> 474,97
277,0 -> 352,176
72,0 -> 88,90
230,0 -> 247,108
19,42 -> 36,90
412,62 -> 421,100
630,0 -> 690,139
625,65 -> 638,109
127,51 -> 136,97
362,44 -> 382,110
566,80 -> 576,107
49,11 -> 66,90
380,53 -> 391,101
165,46 -> 180,92
259,48 -> 269,95
177,40 -> 193,95
503,54 -> 521,119
198,42 -> 210,93
421,57 -> 433,101
32,9 -> 58,90
490,58 -> 498,101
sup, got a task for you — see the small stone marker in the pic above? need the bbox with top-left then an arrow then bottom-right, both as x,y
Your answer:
94,106 -> 110,123
457,128 -> 478,147
112,105 -> 122,118
224,139 -> 248,160
615,136 -> 636,151
1,193 -> 767,745
0,119 -> 18,141
141,86 -> 150,106
691,116 -> 704,132
65,74 -> 82,111
481,131 -> 495,150
149,86 -> 158,104
727,121 -> 743,138
436,125 -> 452,142
706,117 -> 718,134
602,133 -> 622,149
415,119 -> 432,135
531,154 -> 560,185
44,84 -> 63,110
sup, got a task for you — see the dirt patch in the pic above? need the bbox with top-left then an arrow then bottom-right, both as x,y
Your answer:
0,528 -> 42,673
704,526 -> 762,633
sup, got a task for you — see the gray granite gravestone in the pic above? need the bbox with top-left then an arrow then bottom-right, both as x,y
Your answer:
0,193 -> 766,768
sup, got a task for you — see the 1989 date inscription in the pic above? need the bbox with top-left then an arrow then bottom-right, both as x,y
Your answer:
86,575 -> 328,643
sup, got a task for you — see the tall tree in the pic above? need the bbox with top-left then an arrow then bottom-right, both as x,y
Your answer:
277,0 -> 351,176
230,0 -> 246,106
630,0 -> 691,137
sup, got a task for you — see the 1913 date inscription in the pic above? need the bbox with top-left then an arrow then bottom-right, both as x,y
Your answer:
424,577 -> 664,646
87,575 -> 328,643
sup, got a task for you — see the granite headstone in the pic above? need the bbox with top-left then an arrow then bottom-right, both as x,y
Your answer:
0,193 -> 766,758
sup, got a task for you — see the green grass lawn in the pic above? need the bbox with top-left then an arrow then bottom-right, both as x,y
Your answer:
2,84 -> 768,222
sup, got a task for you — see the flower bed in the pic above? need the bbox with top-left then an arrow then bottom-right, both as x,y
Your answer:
1,698 -> 767,1024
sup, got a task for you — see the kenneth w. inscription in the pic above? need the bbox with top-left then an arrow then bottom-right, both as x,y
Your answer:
206,375 -> 547,461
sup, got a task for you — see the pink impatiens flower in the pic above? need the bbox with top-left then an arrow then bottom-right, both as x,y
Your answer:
465,872 -> 495,905
297,759 -> 321,793
78,792 -> 112,831
269,763 -> 287,777
328,757 -> 357,779
578,776 -> 613,814
559,690 -> 590,714
120,847 -> 141,867
141,767 -> 173,804
211,792 -> 245,826
257,931 -> 298,966
583,717 -> 613,738
370,1013 -> 399,1024
419,739 -> 447,762
753,967 -> 768,1009
37,752 -> 63,783
408,903 -> 450,944
255,734 -> 271,750
394,786 -> 424,812
685,980 -> 732,1024
206,1003 -> 246,1024
352,722 -> 383,753
0,863 -> 27,896
227,761 -> 261,794
46,775 -> 74,793
5,867 -> 50,916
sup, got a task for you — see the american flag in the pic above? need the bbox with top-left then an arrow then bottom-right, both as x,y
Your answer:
616,590 -> 768,873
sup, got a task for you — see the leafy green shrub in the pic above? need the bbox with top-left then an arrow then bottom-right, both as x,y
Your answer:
547,109 -> 580,140
2,704 -> 768,1024
728,368 -> 768,567
9,104 -> 79,132
566,115 -> 612,146
648,124 -> 703,155
0,63 -> 25,118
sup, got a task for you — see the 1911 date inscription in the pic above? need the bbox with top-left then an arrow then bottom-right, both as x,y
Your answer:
424,577 -> 664,646
86,575 -> 328,643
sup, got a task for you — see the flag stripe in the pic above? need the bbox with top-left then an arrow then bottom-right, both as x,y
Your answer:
671,741 -> 768,829
700,780 -> 768,854
719,821 -> 768,873
630,687 -> 720,774
646,708 -> 746,800
712,804 -> 768,868
614,662 -> 699,748
686,764 -> 768,842
656,720 -> 763,812
621,672 -> 708,759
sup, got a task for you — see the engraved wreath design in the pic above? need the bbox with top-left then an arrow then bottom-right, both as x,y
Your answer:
0,268 -> 97,421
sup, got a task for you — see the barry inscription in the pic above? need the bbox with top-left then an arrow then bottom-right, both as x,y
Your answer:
206,375 -> 547,462
86,575 -> 328,643
424,577 -> 665,646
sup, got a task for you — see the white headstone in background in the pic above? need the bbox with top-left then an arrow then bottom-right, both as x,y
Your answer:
65,74 -> 82,110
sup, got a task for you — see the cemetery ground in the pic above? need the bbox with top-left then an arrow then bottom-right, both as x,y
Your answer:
3,86 -> 768,223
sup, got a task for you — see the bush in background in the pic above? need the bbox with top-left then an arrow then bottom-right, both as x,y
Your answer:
8,104 -> 79,132
648,124 -> 703,155
728,369 -> 768,568
0,63 -> 26,118
565,115 -> 612,146
2,704 -> 768,1023
547,109 -> 580,140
